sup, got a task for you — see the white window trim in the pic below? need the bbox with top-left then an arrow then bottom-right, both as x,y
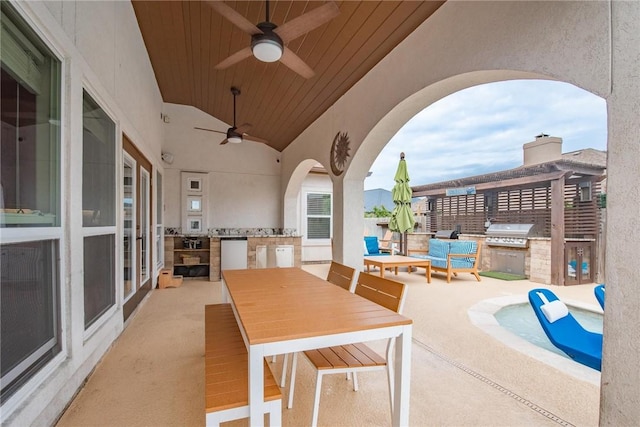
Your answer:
303,191 -> 332,244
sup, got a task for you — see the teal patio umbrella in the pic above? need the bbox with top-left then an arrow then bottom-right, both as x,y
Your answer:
388,152 -> 415,254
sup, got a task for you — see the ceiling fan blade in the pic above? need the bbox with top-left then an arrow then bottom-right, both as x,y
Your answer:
280,48 -> 315,79
274,2 -> 339,43
207,1 -> 262,35
214,46 -> 253,70
235,122 -> 252,134
195,126 -> 227,135
243,133 -> 269,145
219,139 -> 229,145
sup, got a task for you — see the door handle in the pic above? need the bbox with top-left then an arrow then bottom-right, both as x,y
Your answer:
136,236 -> 143,240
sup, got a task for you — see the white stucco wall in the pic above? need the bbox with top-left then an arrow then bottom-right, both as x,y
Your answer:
3,1 -> 164,426
161,103 -> 282,230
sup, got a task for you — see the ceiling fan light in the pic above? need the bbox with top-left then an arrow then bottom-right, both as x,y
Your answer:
227,135 -> 242,144
252,39 -> 283,62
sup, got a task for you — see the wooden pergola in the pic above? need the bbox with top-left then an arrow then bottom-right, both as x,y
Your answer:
412,156 -> 606,285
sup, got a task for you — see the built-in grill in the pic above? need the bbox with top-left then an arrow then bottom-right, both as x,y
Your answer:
434,230 -> 459,239
485,223 -> 534,248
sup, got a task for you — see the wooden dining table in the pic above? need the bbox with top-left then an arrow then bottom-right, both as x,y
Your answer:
221,267 -> 413,426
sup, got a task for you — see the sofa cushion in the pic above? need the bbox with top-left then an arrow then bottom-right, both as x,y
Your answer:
426,256 -> 448,269
450,258 -> 474,268
428,239 -> 449,259
449,241 -> 477,268
450,240 -> 477,255
411,254 -> 447,269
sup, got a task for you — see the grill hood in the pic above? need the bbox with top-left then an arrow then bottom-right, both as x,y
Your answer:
485,223 -> 534,237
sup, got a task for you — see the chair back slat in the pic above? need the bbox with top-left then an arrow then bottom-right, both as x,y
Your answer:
354,272 -> 406,313
326,261 -> 356,291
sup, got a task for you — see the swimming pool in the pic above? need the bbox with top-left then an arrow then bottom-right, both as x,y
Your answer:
468,295 -> 603,384
494,303 -> 603,358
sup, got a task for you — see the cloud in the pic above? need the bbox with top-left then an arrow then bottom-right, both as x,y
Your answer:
365,80 -> 607,191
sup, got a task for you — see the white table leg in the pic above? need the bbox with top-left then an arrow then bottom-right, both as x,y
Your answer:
393,325 -> 412,427
248,345 -> 265,425
222,279 -> 229,303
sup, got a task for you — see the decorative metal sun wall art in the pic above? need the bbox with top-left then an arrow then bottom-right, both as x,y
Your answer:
330,131 -> 351,176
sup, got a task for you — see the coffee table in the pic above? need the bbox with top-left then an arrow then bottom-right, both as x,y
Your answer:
364,255 -> 431,283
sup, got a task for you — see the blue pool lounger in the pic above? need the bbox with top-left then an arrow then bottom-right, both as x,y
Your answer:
594,284 -> 605,309
528,288 -> 603,371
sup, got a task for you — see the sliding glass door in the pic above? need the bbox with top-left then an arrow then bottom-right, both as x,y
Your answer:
122,135 -> 152,321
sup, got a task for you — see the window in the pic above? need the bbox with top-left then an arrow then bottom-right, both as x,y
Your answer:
1,6 -> 61,227
82,91 -> 116,330
83,235 -> 115,327
82,92 -> 115,227
0,3 -> 62,402
1,241 -> 60,402
306,193 -> 331,239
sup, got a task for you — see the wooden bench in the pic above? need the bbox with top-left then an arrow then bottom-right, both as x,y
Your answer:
205,304 -> 282,426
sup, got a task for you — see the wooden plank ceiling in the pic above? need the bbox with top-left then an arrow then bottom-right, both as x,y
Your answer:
131,1 -> 444,152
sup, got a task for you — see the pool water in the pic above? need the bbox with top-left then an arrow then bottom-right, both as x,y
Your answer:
495,303 -> 603,358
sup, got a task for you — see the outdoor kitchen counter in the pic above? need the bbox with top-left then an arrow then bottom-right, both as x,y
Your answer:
209,236 -> 302,281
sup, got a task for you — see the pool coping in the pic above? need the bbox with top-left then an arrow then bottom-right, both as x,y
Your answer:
468,294 -> 602,386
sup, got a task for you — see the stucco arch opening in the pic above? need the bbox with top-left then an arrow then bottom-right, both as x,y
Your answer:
338,71 -> 607,268
282,158 -> 332,230
347,70 -> 591,182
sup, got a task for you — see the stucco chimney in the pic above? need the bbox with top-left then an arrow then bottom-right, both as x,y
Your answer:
523,134 -> 563,166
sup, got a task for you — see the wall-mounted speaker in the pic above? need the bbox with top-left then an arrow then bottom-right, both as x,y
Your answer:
161,152 -> 174,164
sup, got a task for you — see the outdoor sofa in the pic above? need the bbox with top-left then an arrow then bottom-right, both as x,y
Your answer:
408,238 -> 481,283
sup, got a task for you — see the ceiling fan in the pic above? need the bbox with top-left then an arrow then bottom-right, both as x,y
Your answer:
194,86 -> 268,145
210,0 -> 340,79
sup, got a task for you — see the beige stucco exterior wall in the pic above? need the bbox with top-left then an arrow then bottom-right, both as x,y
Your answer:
282,1 -> 639,424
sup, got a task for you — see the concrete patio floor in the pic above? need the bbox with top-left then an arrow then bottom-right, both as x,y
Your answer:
56,264 -> 601,426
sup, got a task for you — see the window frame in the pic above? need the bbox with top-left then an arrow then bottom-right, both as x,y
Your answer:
0,1 -> 66,404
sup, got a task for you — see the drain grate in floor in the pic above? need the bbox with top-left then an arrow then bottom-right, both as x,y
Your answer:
412,338 -> 576,427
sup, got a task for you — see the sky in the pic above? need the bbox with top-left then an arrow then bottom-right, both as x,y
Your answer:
364,80 -> 608,191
